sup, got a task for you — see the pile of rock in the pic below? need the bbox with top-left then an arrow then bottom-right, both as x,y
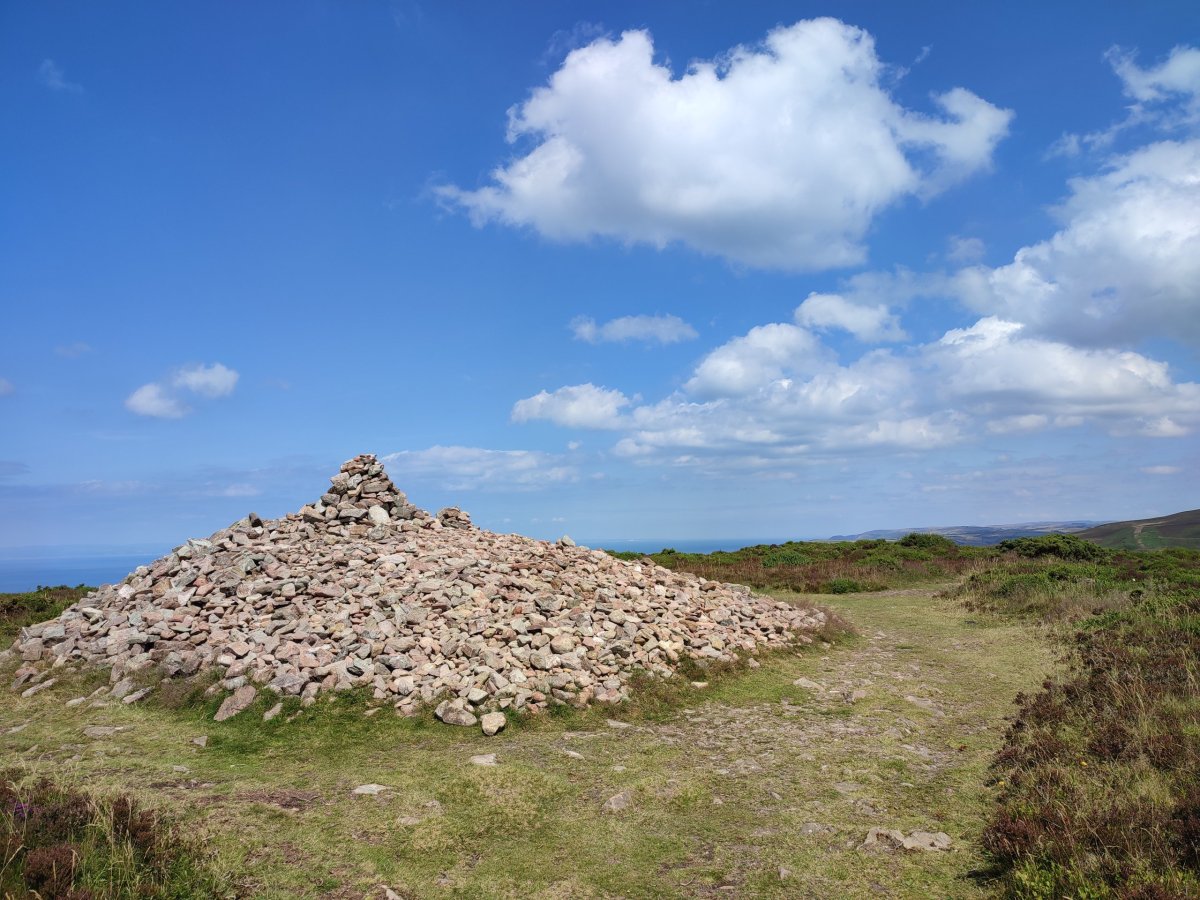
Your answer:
5,455 -> 827,729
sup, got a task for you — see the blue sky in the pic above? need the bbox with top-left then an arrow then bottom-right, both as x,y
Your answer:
2,1 -> 1198,554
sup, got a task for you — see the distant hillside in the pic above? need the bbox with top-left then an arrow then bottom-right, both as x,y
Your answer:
829,521 -> 1100,547
1076,509 -> 1200,550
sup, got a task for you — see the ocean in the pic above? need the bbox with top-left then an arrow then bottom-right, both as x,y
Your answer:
0,538 -> 793,594
0,555 -> 158,593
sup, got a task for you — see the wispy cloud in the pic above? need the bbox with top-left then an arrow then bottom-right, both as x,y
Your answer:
1050,44 -> 1200,156
210,483 -> 262,498
54,341 -> 92,358
382,446 -> 577,491
571,314 -> 697,345
125,362 -> 240,419
0,461 -> 29,479
1141,465 -> 1182,475
0,378 -> 13,397
946,236 -> 985,263
38,59 -> 82,93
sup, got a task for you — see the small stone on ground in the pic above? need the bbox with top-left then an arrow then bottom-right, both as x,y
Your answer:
603,790 -> 632,813
353,783 -> 391,795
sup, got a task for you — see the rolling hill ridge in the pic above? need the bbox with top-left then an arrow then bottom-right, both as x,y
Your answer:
1076,508 -> 1200,550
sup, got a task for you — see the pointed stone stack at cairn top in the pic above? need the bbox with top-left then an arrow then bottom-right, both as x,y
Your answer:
5,454 -> 828,732
298,454 -> 432,532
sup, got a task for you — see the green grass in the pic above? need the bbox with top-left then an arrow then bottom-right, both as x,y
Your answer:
0,586 -> 1054,898
1,584 -> 93,645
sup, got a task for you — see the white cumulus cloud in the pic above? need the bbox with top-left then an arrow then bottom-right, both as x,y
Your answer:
571,314 -> 697,345
686,323 -> 826,397
795,292 -> 906,342
512,309 -> 1200,470
927,318 -> 1200,430
125,362 -> 239,419
954,139 -> 1200,346
511,383 -> 630,428
440,18 -> 1011,271
172,362 -> 239,397
125,383 -> 187,419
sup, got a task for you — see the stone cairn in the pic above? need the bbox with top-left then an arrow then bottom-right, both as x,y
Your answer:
5,455 -> 827,732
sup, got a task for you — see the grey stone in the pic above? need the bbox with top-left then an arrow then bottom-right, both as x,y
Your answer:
83,725 -> 133,739
859,827 -> 906,851
434,700 -> 477,727
603,790 -> 632,813
267,673 -> 307,695
21,678 -> 56,698
214,685 -> 257,721
903,831 -> 953,852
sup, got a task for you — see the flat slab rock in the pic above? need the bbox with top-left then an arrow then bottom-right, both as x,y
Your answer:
7,454 -> 828,727
859,827 -> 953,852
353,784 -> 391,795
214,685 -> 257,722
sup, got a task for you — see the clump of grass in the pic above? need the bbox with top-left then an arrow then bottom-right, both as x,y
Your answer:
0,585 -> 93,645
0,769 -> 230,898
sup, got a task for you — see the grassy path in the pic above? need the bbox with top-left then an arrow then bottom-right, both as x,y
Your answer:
1,586 -> 1053,898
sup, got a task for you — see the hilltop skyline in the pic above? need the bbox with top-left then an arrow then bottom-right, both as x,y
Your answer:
2,2 -> 1198,552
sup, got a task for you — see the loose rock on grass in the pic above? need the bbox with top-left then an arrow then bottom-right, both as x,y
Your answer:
4,454 -> 828,731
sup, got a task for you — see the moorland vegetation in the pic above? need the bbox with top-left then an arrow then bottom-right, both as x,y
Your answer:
1,532 -> 1197,897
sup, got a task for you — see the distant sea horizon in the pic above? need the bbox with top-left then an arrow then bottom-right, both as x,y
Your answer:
0,537 -> 791,593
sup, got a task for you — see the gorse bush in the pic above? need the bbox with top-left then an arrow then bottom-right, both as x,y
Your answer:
997,533 -> 1109,562
898,532 -> 959,554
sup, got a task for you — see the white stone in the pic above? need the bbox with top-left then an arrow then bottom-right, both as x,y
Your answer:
353,783 -> 391,795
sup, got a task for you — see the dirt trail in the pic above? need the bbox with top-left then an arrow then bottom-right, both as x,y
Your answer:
567,586 -> 1054,897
